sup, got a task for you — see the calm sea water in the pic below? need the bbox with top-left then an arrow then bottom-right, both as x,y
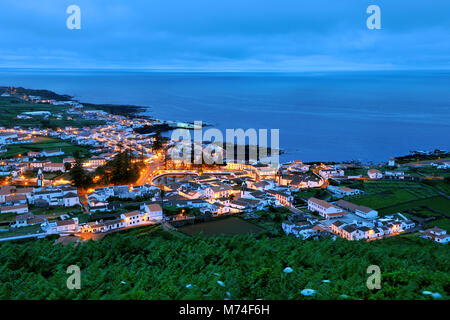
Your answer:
1,69 -> 449,163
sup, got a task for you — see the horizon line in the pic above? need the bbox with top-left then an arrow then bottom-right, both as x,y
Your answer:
1,66 -> 450,73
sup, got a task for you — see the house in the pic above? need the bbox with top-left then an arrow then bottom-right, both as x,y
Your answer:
63,157 -> 76,164
121,210 -> 148,227
5,194 -> 28,205
251,164 -> 278,179
56,218 -> 79,233
41,148 -> 64,157
388,157 -> 396,166
88,197 -> 109,210
267,190 -> 294,207
282,221 -> 318,239
11,213 -> 47,229
63,192 -> 80,207
27,151 -> 41,158
340,225 -> 360,240
103,219 -> 125,232
0,133 -> 18,145
285,161 -> 310,173
246,180 -> 273,191
0,188 -> 11,204
307,197 -> 346,219
327,185 -> 362,197
32,189 -> 64,206
385,170 -> 405,176
335,199 -> 378,219
29,161 -> 51,169
319,169 -> 344,179
83,156 -> 106,169
401,220 -> 415,230
205,185 -> 232,199
331,221 -> 367,241
368,169 -> 383,179
423,227 -> 450,244
230,198 -> 261,211
79,221 -> 106,233
43,163 -> 65,172
1,204 -> 29,214
141,203 -> 164,222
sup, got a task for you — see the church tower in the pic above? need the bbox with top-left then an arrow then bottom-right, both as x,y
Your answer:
37,168 -> 44,187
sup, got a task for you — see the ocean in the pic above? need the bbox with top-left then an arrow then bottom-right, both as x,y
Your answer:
1,68 -> 449,163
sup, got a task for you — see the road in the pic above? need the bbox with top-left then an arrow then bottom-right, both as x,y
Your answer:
136,159 -> 164,185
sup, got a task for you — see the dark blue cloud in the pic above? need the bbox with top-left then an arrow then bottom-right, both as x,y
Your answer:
0,0 -> 449,70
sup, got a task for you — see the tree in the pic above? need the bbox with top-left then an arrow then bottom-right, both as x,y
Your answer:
152,132 -> 164,152
96,150 -> 143,186
69,158 -> 92,189
64,162 -> 72,172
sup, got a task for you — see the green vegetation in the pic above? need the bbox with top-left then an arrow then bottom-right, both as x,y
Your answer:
430,218 -> 450,230
179,217 -> 264,237
1,137 -> 91,159
294,188 -> 331,203
30,206 -> 82,217
250,207 -> 293,235
0,97 -> 105,129
94,150 -> 144,186
0,231 -> 448,299
342,180 -> 448,216
163,205 -> 202,217
379,196 -> 450,217
82,103 -> 146,117
0,224 -> 43,239
69,156 -> 93,189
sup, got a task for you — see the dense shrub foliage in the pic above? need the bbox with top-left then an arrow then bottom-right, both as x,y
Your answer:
0,232 -> 448,300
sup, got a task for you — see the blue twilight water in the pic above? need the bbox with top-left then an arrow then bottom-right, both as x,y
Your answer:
0,69 -> 449,163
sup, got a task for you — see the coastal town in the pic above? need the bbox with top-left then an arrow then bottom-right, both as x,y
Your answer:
1,87 -> 449,245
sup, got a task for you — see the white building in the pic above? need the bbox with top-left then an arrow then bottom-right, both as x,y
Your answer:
368,169 -> 383,179
388,157 -> 396,166
423,227 -> 450,244
55,218 -> 79,233
335,199 -> 378,219
307,197 -> 347,219
327,185 -> 362,197
1,204 -> 29,214
63,192 -> 80,207
141,203 -> 164,222
319,169 -> 344,179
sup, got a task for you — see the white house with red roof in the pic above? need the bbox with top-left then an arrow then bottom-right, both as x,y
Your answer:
307,197 -> 347,219
368,169 -> 383,179
423,227 -> 450,244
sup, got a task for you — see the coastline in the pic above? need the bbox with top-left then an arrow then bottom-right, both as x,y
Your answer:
1,84 -> 448,165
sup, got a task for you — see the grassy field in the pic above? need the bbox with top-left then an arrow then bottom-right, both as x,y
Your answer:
179,217 -> 265,237
347,181 -> 439,207
342,179 -> 450,220
31,206 -> 82,217
429,218 -> 450,230
407,167 -> 450,178
0,224 -> 43,239
1,137 -> 91,159
0,212 -> 16,224
0,97 -> 105,128
378,196 -> 450,217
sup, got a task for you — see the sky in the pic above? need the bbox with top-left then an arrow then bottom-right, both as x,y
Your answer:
0,0 -> 449,71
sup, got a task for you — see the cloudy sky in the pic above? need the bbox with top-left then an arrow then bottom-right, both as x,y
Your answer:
1,0 -> 449,71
